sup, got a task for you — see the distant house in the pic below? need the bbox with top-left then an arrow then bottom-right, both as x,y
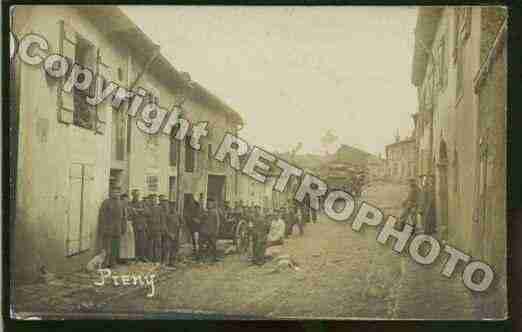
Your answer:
385,135 -> 417,182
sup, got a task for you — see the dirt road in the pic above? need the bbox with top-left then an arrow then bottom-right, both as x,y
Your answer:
103,181 -> 476,319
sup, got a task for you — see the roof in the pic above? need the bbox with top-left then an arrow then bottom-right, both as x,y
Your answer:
385,137 -> 415,150
76,6 -> 243,125
411,7 -> 443,86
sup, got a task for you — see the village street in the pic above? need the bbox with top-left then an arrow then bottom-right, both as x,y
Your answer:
99,181 -> 476,319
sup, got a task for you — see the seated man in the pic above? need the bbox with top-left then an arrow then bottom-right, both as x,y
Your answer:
267,210 -> 286,247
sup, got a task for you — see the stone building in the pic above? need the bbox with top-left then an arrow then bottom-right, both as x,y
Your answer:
11,6 -> 242,281
367,155 -> 386,181
385,134 -> 417,182
411,7 -> 506,316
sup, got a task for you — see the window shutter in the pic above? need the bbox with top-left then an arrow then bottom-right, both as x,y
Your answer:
80,164 -> 95,251
95,49 -> 109,134
58,20 -> 75,124
66,163 -> 83,256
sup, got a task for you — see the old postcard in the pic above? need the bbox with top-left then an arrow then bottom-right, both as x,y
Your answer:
8,5 -> 507,320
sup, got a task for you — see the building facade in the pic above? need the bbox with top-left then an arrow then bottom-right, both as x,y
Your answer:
411,7 -> 506,316
385,135 -> 417,182
11,6 -> 242,281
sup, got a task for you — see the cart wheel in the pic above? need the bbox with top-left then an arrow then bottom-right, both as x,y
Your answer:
235,220 -> 250,256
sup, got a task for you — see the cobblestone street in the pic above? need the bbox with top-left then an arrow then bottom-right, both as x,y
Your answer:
91,181 -> 478,319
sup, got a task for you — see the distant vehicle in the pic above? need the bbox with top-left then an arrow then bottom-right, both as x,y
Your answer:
218,210 -> 251,255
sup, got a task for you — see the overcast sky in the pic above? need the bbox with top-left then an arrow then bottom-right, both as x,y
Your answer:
122,6 -> 418,156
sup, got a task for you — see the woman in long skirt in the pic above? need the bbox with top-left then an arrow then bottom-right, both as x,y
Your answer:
120,193 -> 136,262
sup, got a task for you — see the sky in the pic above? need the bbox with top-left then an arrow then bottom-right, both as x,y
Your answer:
122,6 -> 418,156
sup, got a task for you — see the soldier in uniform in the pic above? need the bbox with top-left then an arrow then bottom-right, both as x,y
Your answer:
130,189 -> 148,262
287,200 -> 304,236
98,186 -> 126,268
285,201 -> 297,237
159,195 -> 177,267
251,205 -> 269,265
301,197 -> 311,225
184,193 -> 201,258
200,198 -> 220,262
147,193 -> 165,263
165,200 -> 182,267
419,175 -> 437,235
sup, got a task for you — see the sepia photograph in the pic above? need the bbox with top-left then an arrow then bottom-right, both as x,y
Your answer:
8,5 -> 507,320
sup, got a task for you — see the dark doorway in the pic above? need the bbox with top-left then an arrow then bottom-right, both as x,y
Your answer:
207,175 -> 226,207
109,169 -> 124,192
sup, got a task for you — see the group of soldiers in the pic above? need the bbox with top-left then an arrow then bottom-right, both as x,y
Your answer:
98,187 -> 181,269
227,199 -> 318,266
99,187 -> 321,268
345,172 -> 368,198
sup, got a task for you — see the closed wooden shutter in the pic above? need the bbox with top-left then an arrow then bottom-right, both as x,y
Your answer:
80,164 -> 95,251
67,163 -> 83,256
66,163 -> 95,255
95,49 -> 109,134
58,20 -> 75,124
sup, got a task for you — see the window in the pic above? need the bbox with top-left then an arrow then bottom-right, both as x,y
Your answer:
57,21 -> 109,132
185,136 -> 195,172
73,36 -> 97,129
146,175 -> 159,193
67,163 -> 94,256
144,85 -> 160,106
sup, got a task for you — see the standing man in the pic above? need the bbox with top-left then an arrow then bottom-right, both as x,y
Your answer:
420,175 -> 437,235
184,194 -> 201,258
147,193 -> 164,263
301,197 -> 311,225
399,178 -> 420,231
98,186 -> 126,268
200,198 -> 220,262
164,200 -> 181,268
311,195 -> 318,224
130,189 -> 148,262
159,195 -> 175,267
252,205 -> 269,265
119,193 -> 135,262
285,200 -> 299,237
